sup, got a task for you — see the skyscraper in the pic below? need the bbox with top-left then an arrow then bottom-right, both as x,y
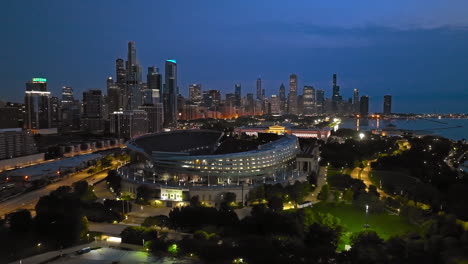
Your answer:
288,74 -> 298,114
316,89 -> 325,114
353,89 -> 360,113
234,84 -> 241,107
279,84 -> 286,113
61,86 -> 74,103
115,58 -> 126,109
50,96 -> 60,128
107,77 -> 121,115
24,78 -> 51,129
383,95 -> 392,115
189,84 -> 202,104
81,90 -> 105,132
270,95 -> 280,114
256,78 -> 262,100
163,59 -> 178,127
360,96 -> 369,117
303,86 -> 315,115
126,42 -> 143,110
332,73 -> 341,100
147,66 -> 162,103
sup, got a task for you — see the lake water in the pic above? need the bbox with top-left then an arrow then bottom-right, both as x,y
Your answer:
338,118 -> 468,141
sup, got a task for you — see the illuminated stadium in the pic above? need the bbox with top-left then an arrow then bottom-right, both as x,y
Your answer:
119,130 -> 301,203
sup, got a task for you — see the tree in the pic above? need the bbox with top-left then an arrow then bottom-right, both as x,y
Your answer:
349,231 -> 387,264
72,180 -> 89,197
136,185 -> 154,203
267,196 -> 283,212
189,195 -> 201,207
318,184 -> 330,201
7,210 -> 32,233
343,188 -> 354,203
106,170 -> 121,193
142,215 -> 170,229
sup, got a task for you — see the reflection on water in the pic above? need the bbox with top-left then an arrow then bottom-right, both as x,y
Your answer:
339,118 -> 468,140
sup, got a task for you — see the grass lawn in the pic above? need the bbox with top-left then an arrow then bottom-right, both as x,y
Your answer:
311,202 -> 417,250
327,167 -> 352,179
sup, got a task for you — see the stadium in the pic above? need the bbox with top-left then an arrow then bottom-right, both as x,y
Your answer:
119,130 -> 302,204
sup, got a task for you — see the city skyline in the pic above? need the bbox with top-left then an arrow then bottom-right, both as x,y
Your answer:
2,1 -> 468,113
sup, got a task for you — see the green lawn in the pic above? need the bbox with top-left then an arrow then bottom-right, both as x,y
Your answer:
311,202 -> 417,250
327,167 -> 352,179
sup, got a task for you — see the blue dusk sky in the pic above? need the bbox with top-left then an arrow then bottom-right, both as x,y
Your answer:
1,0 -> 468,113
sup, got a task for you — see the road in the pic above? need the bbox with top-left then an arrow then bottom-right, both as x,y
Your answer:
304,166 -> 327,204
0,169 -> 109,216
350,163 -> 388,198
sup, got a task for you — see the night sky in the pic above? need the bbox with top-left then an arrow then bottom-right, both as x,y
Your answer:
2,0 -> 468,113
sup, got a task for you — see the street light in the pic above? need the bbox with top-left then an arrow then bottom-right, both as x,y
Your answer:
364,204 -> 370,229
87,233 -> 90,243
359,133 -> 365,140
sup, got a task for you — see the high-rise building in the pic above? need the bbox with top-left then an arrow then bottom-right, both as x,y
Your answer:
110,110 -> 148,139
107,77 -> 121,115
163,59 -> 178,127
126,42 -> 143,110
353,89 -> 360,113
270,95 -> 280,114
0,128 -> 37,160
225,93 -> 236,107
332,73 -> 341,100
81,90 -> 105,132
235,84 -> 241,107
139,103 -> 163,133
256,78 -> 262,100
279,84 -> 286,113
246,93 -> 255,115
208,90 -> 221,106
115,58 -> 126,109
24,78 -> 51,129
383,95 -> 392,115
61,86 -> 74,103
360,96 -> 369,117
288,74 -> 298,114
60,86 -> 80,131
0,103 -> 24,129
50,96 -> 60,128
147,66 -> 162,103
303,86 -> 315,115
316,89 -> 325,114
189,84 -> 202,104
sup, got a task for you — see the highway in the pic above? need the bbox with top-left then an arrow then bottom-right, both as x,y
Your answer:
0,169 -> 109,217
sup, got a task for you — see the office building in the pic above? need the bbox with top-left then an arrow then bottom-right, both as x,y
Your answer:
288,74 -> 298,114
0,128 -> 37,160
189,84 -> 202,104
316,89 -> 325,114
163,59 -> 178,127
383,95 -> 392,115
81,89 -> 105,132
110,110 -> 148,139
60,87 -> 80,131
279,84 -> 286,113
0,103 -> 24,129
50,96 -> 60,128
256,78 -> 262,100
303,86 -> 315,115
107,77 -> 121,115
147,66 -> 162,103
270,95 -> 281,114
360,96 -> 369,117
115,58 -> 127,109
139,103 -> 163,133
24,78 -> 52,129
353,89 -> 359,113
235,84 -> 241,107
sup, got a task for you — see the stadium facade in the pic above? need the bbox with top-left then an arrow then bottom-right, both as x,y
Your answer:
119,130 -> 303,205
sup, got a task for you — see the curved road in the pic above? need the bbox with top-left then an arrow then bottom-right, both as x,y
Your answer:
0,169 -> 109,217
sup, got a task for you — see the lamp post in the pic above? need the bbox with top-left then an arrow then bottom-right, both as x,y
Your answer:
359,133 -> 365,140
87,233 -> 90,243
364,204 -> 369,229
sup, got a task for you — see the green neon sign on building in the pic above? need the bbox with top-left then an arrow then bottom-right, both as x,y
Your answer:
32,78 -> 47,82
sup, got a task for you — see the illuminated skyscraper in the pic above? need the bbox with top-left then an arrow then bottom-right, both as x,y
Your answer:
235,84 -> 241,107
353,89 -> 360,113
145,67 -> 162,104
279,83 -> 286,113
24,78 -> 51,129
288,74 -> 298,114
383,95 -> 392,115
303,86 -> 315,115
163,59 -> 178,127
189,84 -> 202,104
